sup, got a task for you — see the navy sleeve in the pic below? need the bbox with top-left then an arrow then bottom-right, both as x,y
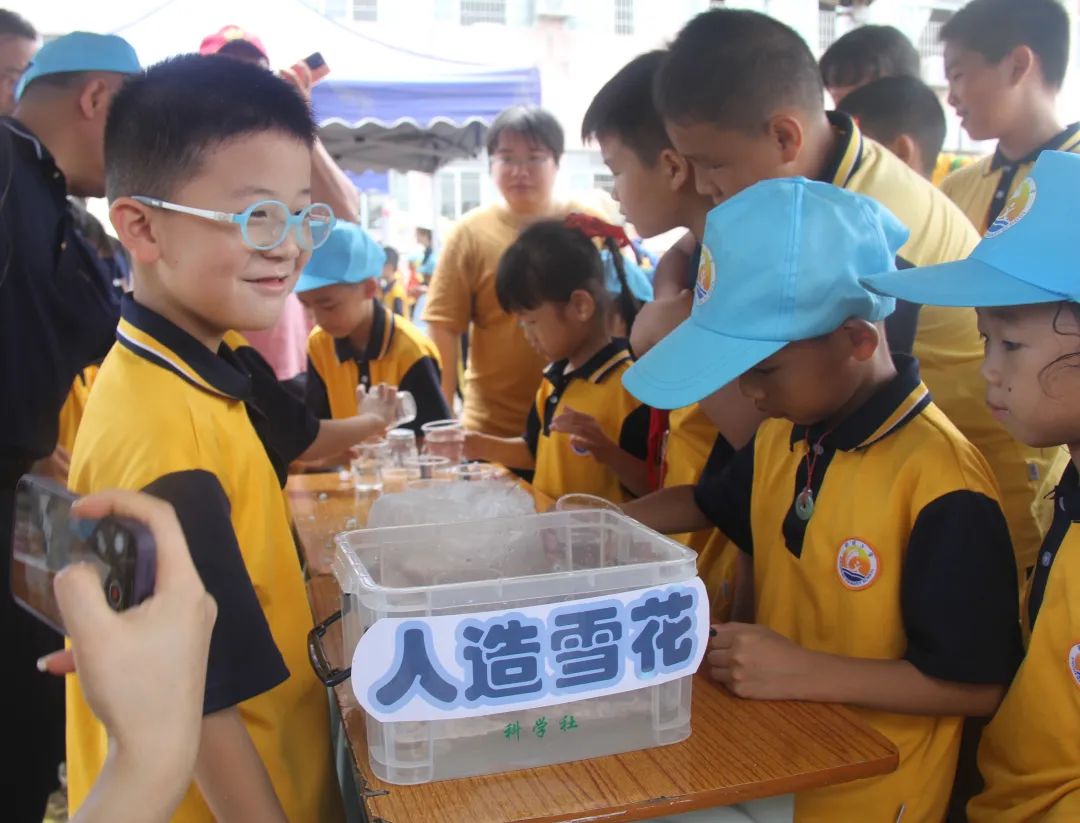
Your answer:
885,257 -> 920,356
304,356 -> 332,421
229,344 -> 319,483
524,402 -> 541,457
618,404 -> 651,461
392,297 -> 405,317
398,356 -> 452,435
142,470 -> 289,715
902,490 -> 1023,685
692,436 -> 754,554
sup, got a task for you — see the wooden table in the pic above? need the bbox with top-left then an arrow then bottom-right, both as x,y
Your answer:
288,473 -> 898,823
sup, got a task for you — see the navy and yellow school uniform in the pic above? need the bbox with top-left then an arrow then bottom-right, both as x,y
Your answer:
695,356 -> 1022,822
827,110 -> 1057,577
380,274 -> 408,317
305,298 -> 451,434
968,464 -> 1080,822
67,296 -> 342,823
56,365 -> 99,456
525,339 -> 649,503
941,123 -> 1080,236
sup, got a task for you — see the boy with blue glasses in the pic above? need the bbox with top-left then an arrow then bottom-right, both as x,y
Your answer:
66,55 -> 347,822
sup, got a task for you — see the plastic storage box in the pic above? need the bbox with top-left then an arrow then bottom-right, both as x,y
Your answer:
332,508 -> 699,784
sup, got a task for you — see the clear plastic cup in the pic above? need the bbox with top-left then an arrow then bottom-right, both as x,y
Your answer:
554,493 -> 621,512
387,428 -> 419,467
393,391 -> 417,427
352,439 -> 391,493
421,419 -> 465,464
450,462 -> 498,482
381,466 -> 413,494
403,455 -> 452,481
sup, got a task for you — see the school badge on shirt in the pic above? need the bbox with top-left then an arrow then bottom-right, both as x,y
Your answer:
1069,643 -> 1080,689
837,538 -> 879,590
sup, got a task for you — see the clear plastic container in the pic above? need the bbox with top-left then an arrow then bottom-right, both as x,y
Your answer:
333,509 -> 698,785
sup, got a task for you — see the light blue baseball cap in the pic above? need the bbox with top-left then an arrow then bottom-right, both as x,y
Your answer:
296,221 -> 386,294
862,151 -> 1079,307
16,32 -> 141,102
622,177 -> 907,410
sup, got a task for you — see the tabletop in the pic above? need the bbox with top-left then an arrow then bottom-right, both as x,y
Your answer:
290,473 -> 898,823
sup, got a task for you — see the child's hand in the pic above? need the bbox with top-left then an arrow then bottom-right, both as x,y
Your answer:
356,384 -> 398,431
463,430 -> 484,462
550,406 -> 615,459
705,622 -> 814,701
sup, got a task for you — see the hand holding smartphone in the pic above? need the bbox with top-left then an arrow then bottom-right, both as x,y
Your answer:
11,475 -> 156,633
292,51 -> 329,83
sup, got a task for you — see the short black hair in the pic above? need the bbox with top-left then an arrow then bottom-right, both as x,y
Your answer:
838,76 -> 945,178
820,25 -> 920,92
0,10 -> 36,40
485,105 -> 564,162
382,245 -> 399,269
496,220 -> 641,330
655,9 -> 823,132
941,0 -> 1069,90
582,51 -> 671,165
105,54 -> 316,202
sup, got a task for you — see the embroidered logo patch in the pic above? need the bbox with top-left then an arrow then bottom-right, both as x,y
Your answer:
837,539 -> 879,590
1069,643 -> 1080,689
694,245 -> 716,306
985,177 -> 1036,239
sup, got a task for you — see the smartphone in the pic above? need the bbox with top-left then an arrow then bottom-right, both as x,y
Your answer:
10,475 -> 156,634
296,51 -> 329,83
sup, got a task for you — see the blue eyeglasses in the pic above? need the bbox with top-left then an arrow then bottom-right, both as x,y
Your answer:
132,196 -> 336,251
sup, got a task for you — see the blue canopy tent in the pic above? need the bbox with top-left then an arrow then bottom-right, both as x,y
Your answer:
314,66 -> 541,174
108,0 -> 541,174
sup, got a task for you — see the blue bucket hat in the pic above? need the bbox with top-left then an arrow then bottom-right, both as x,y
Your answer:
862,151 -> 1080,307
295,222 -> 386,294
622,177 -> 907,410
16,32 -> 141,102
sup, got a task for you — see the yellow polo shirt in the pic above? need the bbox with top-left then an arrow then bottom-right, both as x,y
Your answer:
56,365 -> 99,455
827,111 -> 1054,575
67,296 -> 342,823
525,339 -> 649,503
379,274 -> 409,317
968,464 -> 1080,822
305,298 -> 450,435
695,356 -> 1022,822
423,201 -> 586,437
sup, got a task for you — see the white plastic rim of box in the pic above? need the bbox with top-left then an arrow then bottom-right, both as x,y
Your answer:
351,578 -> 709,723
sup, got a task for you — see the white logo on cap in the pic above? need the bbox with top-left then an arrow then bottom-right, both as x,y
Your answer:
985,177 -> 1037,239
694,245 -> 716,306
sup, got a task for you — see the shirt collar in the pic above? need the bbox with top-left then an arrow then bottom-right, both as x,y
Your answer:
333,299 -> 393,364
818,111 -> 866,189
989,122 -> 1080,172
544,338 -> 634,387
1052,462 -> 1080,521
790,354 -> 931,452
115,294 -> 253,401
2,116 -> 68,198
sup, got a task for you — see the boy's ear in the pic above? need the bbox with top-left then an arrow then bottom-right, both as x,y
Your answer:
360,278 -> 379,299
77,76 -> 110,122
768,114 -> 805,166
842,319 -> 882,362
109,197 -> 161,265
1006,44 -> 1036,87
659,147 -> 692,192
888,134 -> 918,170
568,288 -> 597,322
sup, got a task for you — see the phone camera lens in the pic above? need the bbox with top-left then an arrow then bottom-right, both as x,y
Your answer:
106,579 -> 123,608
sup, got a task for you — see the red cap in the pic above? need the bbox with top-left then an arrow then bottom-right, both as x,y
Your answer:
199,25 -> 268,60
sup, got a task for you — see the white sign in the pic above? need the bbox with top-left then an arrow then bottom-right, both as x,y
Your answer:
351,578 -> 709,723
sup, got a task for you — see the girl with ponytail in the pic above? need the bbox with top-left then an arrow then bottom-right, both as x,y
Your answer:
462,215 -> 652,502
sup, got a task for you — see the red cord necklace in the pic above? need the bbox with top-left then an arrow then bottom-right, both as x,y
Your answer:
794,428 -> 832,521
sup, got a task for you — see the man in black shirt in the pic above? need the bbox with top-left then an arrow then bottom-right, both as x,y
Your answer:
0,31 -> 140,822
